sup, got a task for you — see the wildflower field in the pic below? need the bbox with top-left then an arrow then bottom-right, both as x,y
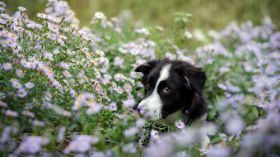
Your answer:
0,1 -> 280,157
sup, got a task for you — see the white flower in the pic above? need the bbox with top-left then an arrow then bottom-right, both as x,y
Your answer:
101,74 -> 112,84
94,12 -> 106,20
123,83 -> 132,93
73,93 -> 96,110
32,119 -> 45,127
25,82 -> 35,89
114,73 -> 126,81
184,31 -> 192,39
10,78 -> 22,89
181,56 -> 194,64
43,51 -> 54,60
130,71 -> 141,79
53,49 -> 60,54
115,86 -> 124,94
2,62 -> 12,70
17,88 -> 28,98
193,29 -> 206,42
16,69 -> 24,78
165,52 -> 177,60
59,62 -> 70,69
219,67 -> 230,74
175,120 -> 185,129
114,57 -> 124,67
48,23 -> 60,33
57,127 -> 66,143
135,28 -> 150,36
63,70 -> 72,78
150,130 -> 160,142
18,6 -> 26,12
22,110 -> 35,118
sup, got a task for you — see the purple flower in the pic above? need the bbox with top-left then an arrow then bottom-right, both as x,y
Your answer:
136,118 -> 146,127
123,127 -> 138,137
122,143 -> 137,153
107,102 -> 117,111
24,82 -> 35,89
5,109 -> 18,117
144,140 -> 173,157
114,57 -> 124,67
122,97 -> 136,108
270,32 -> 280,49
175,120 -> 185,129
0,101 -> 7,108
0,126 -> 11,143
64,135 -> 99,154
15,136 -> 49,154
226,117 -> 244,135
57,127 -> 66,143
70,89 -> 76,97
207,145 -> 230,157
86,103 -> 102,115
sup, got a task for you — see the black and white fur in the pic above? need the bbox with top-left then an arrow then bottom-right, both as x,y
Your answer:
134,58 -> 207,124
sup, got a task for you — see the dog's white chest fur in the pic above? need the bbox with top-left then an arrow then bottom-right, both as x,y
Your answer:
138,64 -> 171,120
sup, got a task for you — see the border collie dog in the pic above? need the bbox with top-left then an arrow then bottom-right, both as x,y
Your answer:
134,58 -> 207,125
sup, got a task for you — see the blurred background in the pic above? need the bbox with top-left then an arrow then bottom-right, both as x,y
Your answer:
4,0 -> 280,30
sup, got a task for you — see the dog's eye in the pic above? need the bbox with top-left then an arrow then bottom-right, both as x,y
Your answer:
163,86 -> 172,94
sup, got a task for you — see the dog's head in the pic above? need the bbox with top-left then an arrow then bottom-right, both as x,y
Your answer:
134,58 -> 207,123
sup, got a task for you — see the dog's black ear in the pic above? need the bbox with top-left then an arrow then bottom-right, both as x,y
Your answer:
175,61 -> 207,121
135,60 -> 159,74
184,66 -> 206,95
176,61 -> 206,95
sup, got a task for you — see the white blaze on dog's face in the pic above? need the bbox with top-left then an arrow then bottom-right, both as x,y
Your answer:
137,64 -> 171,120
134,59 -> 207,122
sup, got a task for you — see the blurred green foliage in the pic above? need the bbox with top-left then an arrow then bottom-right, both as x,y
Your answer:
4,0 -> 280,30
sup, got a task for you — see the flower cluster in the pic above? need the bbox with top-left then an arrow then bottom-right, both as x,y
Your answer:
145,17 -> 280,157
